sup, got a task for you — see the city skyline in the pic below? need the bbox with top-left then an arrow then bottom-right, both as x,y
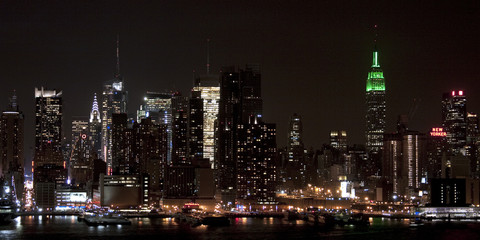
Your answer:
0,1 -> 480,163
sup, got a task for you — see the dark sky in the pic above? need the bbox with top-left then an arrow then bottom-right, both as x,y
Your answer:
1,1 -> 480,163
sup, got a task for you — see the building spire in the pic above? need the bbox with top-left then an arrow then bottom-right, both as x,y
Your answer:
115,34 -> 120,78
372,24 -> 380,68
90,93 -> 101,123
206,38 -> 210,75
7,90 -> 18,111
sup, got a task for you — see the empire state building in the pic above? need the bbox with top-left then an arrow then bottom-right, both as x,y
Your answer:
365,46 -> 386,153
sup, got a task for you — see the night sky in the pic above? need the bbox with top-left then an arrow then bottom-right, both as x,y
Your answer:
0,1 -> 480,164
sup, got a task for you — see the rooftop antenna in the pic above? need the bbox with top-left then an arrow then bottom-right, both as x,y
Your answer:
116,34 -> 120,78
206,38 -> 210,75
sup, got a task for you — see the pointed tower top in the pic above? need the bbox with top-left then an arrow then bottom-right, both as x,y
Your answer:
206,38 -> 210,75
115,34 -> 121,78
7,90 -> 18,111
372,24 -> 380,68
90,93 -> 101,123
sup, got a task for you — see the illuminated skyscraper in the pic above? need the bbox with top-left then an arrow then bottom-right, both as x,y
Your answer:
330,130 -> 347,151
0,92 -> 24,200
137,92 -> 173,162
171,94 -> 189,166
287,113 -> 305,189
442,90 -> 467,155
193,75 -> 220,167
216,64 -> 265,204
383,130 -> 426,200
236,116 -> 277,204
89,93 -> 102,157
188,90 -> 203,160
34,87 -> 64,168
365,46 -> 386,153
0,92 -> 24,176
102,38 -> 127,173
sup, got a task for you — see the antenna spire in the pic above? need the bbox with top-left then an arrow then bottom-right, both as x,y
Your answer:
206,38 -> 210,75
116,34 -> 120,77
372,25 -> 379,67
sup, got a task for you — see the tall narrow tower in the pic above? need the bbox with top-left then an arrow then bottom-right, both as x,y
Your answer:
102,37 -> 128,174
365,42 -> 386,153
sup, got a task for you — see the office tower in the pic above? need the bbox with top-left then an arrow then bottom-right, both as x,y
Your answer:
193,74 -> 220,167
0,92 -> 24,200
111,113 -> 129,174
466,113 -> 479,144
216,64 -> 266,205
330,130 -> 347,151
171,94 -> 189,166
137,92 -> 173,162
34,87 -> 63,168
135,118 -> 168,193
89,93 -> 102,158
365,46 -> 386,153
286,113 -> 305,189
466,113 -> 479,177
188,90 -> 203,160
71,117 -> 89,162
383,130 -> 426,200
69,117 -> 92,184
236,116 -> 277,204
101,38 -> 127,174
442,90 -> 467,155
427,128 -> 449,179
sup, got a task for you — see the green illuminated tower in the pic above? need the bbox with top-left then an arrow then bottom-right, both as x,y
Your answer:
365,45 -> 386,153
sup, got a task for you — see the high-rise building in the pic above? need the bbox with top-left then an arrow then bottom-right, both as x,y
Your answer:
216,64 -> 267,205
34,87 -> 63,168
426,127 -> 449,179
330,130 -> 347,152
101,38 -> 127,174
286,113 -> 305,189
442,90 -> 467,155
171,94 -> 189,166
0,93 -> 24,175
193,75 -> 220,167
89,93 -> 102,158
365,46 -> 386,153
137,92 -> 173,162
383,130 -> 426,200
111,113 -> 130,174
236,116 -> 277,204
188,90 -> 203,160
0,92 -> 24,200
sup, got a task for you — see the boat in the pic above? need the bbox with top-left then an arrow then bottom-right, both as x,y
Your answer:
409,218 -> 424,227
307,213 -> 325,224
201,214 -> 230,226
84,212 -> 131,226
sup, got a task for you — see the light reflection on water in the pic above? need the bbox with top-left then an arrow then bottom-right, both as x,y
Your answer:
0,216 -> 479,239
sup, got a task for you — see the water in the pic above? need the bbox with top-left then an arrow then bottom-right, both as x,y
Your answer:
1,216 -> 480,240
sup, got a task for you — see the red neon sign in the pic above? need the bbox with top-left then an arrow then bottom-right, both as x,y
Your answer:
430,128 -> 446,137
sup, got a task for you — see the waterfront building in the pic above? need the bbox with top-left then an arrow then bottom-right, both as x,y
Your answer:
216,64 -> 263,205
383,127 -> 427,201
0,92 -> 25,200
236,116 -> 277,205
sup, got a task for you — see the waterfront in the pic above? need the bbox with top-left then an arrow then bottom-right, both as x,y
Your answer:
1,216 -> 480,240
